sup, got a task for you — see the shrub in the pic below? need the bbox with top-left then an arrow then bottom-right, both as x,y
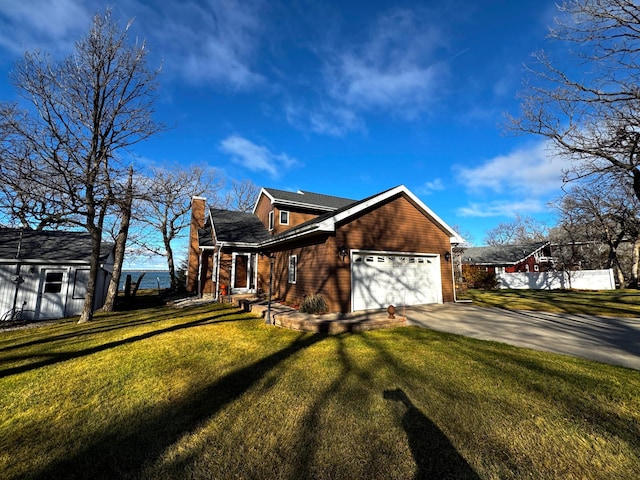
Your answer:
299,294 -> 328,314
464,266 -> 500,290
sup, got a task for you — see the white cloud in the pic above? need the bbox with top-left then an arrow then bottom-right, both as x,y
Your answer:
456,141 -> 565,196
322,8 -> 448,118
285,7 -> 450,137
219,135 -> 297,178
140,0 -> 266,90
0,0 -> 91,55
284,101 -> 366,137
419,178 -> 445,195
457,199 -> 546,218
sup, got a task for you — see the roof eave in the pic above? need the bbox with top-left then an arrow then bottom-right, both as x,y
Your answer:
258,224 -> 323,248
272,199 -> 336,212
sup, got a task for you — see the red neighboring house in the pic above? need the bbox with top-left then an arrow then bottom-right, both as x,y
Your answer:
187,185 -> 462,313
461,242 -> 553,274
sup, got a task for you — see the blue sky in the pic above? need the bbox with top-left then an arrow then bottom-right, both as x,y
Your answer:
0,0 -> 570,267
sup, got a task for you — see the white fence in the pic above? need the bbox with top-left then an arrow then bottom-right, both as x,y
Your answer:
497,269 -> 616,291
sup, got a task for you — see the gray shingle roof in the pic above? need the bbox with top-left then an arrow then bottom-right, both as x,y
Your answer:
462,242 -> 549,265
208,208 -> 271,244
0,228 -> 113,263
263,187 -> 356,211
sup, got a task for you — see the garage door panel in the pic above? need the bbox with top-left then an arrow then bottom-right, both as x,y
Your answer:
351,252 -> 442,311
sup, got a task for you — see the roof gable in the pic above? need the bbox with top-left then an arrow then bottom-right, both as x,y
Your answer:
0,228 -> 113,263
260,185 -> 462,247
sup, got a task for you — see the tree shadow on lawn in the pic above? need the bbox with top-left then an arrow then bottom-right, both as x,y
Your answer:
490,289 -> 640,318
437,333 -> 640,454
0,303 -> 236,353
31,331 -> 327,480
285,333 -> 480,480
0,309 -> 244,378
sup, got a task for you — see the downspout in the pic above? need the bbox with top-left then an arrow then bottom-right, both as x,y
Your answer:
450,246 -> 457,303
197,250 -> 203,298
214,243 -> 223,302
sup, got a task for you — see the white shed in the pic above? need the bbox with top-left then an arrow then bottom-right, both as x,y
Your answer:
0,228 -> 114,321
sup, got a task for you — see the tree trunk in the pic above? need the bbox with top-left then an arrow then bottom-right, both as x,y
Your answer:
78,227 -> 102,323
164,235 -> 176,291
103,167 -> 133,311
630,239 -> 640,289
607,246 -> 626,287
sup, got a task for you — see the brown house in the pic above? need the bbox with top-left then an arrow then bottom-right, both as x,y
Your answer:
187,185 -> 462,313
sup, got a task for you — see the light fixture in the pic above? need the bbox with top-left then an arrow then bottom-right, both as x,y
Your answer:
444,252 -> 451,262
338,245 -> 348,261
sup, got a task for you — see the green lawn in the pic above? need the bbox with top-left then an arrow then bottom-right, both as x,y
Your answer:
468,289 -> 640,317
1,301 -> 639,479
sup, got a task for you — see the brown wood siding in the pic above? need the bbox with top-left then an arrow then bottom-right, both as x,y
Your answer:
254,192 -> 328,235
254,194 -> 273,232
268,235 -> 349,312
335,194 -> 455,304
218,252 -> 233,292
272,208 -> 319,235
257,254 -> 270,294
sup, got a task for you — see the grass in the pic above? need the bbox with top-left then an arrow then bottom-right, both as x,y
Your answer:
468,288 -> 640,318
1,300 -> 639,479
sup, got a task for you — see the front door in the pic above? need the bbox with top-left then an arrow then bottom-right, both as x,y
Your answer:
231,254 -> 256,293
235,255 -> 248,288
37,269 -> 67,319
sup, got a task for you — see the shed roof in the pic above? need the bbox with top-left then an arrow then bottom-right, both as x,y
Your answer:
462,242 -> 549,266
0,228 -> 114,263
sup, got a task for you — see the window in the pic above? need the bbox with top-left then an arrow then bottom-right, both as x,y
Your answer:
279,210 -> 289,225
44,272 -> 63,293
268,211 -> 274,231
288,255 -> 297,284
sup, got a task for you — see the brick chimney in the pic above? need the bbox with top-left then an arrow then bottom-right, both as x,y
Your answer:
186,196 -> 207,293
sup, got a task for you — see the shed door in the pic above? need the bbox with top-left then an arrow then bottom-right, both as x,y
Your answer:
37,269 -> 67,319
351,252 -> 442,311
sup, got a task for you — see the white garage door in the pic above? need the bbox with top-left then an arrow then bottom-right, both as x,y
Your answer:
351,252 -> 442,311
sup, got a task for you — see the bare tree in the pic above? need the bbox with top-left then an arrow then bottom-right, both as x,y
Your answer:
0,10 -> 163,322
134,165 -> 223,290
223,179 -> 260,212
512,0 -> 640,202
484,214 -> 548,246
102,166 -> 134,311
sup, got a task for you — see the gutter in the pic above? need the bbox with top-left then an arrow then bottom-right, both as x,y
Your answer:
258,223 -> 323,248
272,199 -> 337,212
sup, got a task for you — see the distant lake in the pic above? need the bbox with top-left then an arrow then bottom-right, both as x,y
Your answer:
119,270 -> 171,290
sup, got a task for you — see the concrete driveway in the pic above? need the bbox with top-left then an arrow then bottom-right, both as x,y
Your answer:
403,303 -> 640,371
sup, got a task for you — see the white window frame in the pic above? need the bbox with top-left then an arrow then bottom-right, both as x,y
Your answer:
279,210 -> 289,225
288,255 -> 297,284
268,211 -> 274,231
